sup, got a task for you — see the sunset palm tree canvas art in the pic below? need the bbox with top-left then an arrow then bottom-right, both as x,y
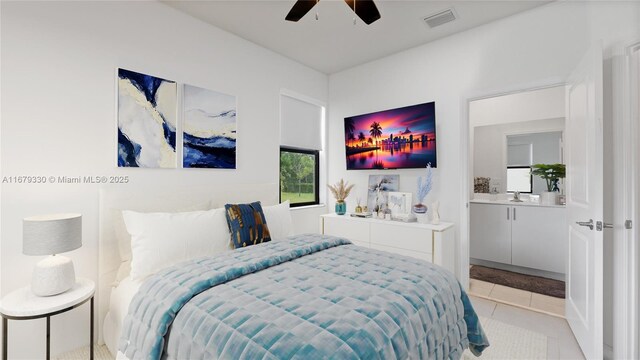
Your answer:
344,102 -> 437,170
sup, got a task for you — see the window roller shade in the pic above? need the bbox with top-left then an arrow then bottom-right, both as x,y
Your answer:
280,95 -> 322,151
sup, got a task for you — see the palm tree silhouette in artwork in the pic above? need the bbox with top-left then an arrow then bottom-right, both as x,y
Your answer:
369,122 -> 383,145
345,118 -> 355,147
370,121 -> 383,166
358,132 -> 366,147
348,132 -> 356,147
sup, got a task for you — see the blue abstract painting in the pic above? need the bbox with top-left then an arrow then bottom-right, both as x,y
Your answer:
117,68 -> 177,168
183,84 -> 237,169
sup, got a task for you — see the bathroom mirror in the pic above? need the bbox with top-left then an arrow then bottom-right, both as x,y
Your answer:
470,86 -> 565,196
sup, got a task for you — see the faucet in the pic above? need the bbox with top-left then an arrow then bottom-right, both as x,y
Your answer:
511,191 -> 524,202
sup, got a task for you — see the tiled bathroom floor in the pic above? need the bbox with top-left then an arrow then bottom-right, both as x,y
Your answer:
469,278 -> 565,317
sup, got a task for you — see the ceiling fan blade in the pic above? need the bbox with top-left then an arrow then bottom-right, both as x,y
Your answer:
285,0 -> 318,22
344,0 -> 381,25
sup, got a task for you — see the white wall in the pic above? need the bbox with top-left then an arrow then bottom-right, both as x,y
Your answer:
473,118 -> 564,194
470,86 -> 565,127
329,0 -> 638,226
328,1 -> 638,353
0,2 -> 327,358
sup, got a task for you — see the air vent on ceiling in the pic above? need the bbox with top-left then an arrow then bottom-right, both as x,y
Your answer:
423,8 -> 457,29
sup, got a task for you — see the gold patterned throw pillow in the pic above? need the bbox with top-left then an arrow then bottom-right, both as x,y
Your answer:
224,201 -> 272,249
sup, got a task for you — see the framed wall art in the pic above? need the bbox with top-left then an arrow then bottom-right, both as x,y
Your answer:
183,84 -> 237,169
117,68 -> 177,168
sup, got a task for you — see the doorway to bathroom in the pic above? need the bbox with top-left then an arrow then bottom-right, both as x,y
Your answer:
467,85 -> 567,317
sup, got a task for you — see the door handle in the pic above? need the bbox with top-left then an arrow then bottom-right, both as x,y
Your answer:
576,219 -> 594,230
596,221 -> 614,231
513,207 -> 516,221
507,207 -> 509,220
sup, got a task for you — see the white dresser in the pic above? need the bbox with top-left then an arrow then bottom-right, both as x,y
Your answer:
320,213 -> 456,275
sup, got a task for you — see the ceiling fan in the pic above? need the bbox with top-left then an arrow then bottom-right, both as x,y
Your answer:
285,0 -> 381,25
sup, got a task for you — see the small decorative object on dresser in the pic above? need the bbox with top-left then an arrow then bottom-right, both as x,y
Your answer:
354,197 -> 363,213
413,163 -> 433,214
531,163 -> 566,205
328,179 -> 354,215
23,214 -> 82,296
388,192 -> 412,216
367,174 -> 399,213
431,201 -> 441,225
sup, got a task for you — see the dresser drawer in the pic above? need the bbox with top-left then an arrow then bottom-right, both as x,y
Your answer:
320,214 -> 455,274
370,222 -> 432,253
370,244 -> 433,263
323,216 -> 370,246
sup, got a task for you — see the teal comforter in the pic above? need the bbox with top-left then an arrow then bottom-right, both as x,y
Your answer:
119,234 -> 489,359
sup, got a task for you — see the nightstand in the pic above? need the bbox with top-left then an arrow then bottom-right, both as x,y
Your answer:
0,278 -> 95,360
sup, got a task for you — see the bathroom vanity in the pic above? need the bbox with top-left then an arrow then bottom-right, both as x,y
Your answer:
469,199 -> 566,278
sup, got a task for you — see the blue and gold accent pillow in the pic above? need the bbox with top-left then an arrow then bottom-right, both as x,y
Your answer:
225,201 -> 272,249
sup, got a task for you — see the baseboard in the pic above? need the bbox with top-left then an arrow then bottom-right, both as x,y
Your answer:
604,343 -> 613,360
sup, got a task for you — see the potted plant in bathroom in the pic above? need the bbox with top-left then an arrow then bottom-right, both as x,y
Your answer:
531,163 -> 566,205
328,179 -> 355,215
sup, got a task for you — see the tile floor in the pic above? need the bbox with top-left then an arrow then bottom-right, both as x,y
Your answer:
469,295 -> 585,359
469,278 -> 565,317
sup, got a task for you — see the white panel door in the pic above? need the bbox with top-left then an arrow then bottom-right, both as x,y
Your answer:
565,43 -> 604,359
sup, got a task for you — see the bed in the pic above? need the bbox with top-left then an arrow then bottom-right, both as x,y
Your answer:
99,184 -> 488,359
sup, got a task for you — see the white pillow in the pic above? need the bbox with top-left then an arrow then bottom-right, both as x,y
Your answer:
114,201 -> 210,263
123,208 -> 230,281
262,201 -> 294,240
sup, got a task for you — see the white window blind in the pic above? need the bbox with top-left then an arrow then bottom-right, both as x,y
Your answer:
507,143 -> 532,166
280,95 -> 323,150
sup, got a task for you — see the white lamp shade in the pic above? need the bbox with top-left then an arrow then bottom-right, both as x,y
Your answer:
23,213 -> 82,256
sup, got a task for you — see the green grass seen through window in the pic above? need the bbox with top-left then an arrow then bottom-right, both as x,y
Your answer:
280,149 -> 318,206
281,192 -> 315,204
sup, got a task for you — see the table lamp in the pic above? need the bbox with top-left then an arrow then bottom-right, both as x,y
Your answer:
23,213 -> 82,296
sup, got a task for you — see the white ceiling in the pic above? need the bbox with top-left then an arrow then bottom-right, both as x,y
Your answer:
164,0 -> 551,74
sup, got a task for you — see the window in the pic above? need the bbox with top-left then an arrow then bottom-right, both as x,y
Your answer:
506,166 -> 533,193
279,94 -> 323,207
280,147 -> 319,207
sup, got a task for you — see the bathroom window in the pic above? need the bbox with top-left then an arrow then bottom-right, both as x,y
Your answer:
506,166 -> 532,193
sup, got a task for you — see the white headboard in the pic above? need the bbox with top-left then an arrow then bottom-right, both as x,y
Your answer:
97,183 -> 278,343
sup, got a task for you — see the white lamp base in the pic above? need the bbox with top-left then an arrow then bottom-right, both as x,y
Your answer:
31,255 -> 76,297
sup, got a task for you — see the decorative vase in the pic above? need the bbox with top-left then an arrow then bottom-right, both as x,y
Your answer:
431,201 -> 440,225
335,201 -> 346,215
382,205 -> 392,220
413,203 -> 427,214
415,214 -> 428,224
540,191 -> 558,205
